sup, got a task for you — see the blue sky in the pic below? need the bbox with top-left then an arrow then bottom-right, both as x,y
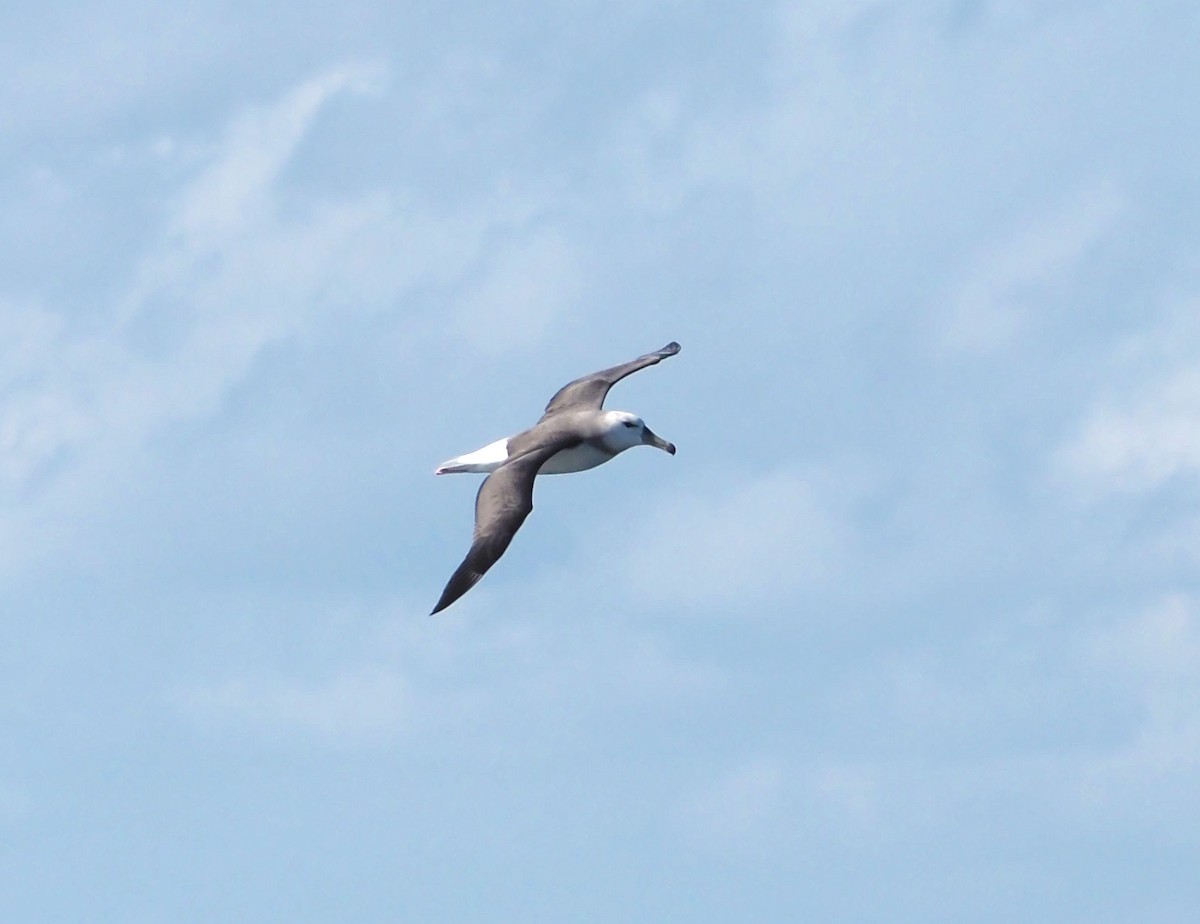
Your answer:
3,1 -> 1200,921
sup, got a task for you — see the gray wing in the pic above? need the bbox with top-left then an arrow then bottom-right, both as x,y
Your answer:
542,341 -> 680,415
430,443 -> 565,615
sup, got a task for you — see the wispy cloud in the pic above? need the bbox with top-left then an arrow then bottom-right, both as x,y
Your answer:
0,65 -> 385,568
675,754 -> 887,854
170,64 -> 384,247
665,591 -> 1200,857
1062,369 -> 1200,492
937,184 -> 1123,353
1084,594 -> 1200,790
177,665 -> 409,745
607,467 -> 860,614
815,593 -> 1200,829
1055,301 -> 1200,495
4,1 -> 1198,918
171,598 -> 723,751
452,227 -> 584,354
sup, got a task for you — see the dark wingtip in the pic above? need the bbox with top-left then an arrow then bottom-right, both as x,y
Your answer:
661,341 -> 681,355
429,587 -> 455,616
430,566 -> 484,616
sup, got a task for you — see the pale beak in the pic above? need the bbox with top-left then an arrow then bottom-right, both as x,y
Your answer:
642,426 -> 676,455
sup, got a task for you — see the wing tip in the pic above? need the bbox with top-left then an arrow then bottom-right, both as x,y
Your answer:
429,584 -> 464,615
430,566 -> 486,616
661,341 -> 681,355
429,582 -> 459,615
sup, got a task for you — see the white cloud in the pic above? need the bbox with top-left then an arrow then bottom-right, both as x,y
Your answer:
1060,366 -> 1200,493
676,755 -> 886,853
0,51 -> 622,578
4,65 -> 378,451
937,184 -> 1123,353
0,67 -> 384,567
1,6 -> 218,136
0,301 -> 75,487
1,1 -> 1196,917
1040,596 -> 1200,823
177,665 -> 409,745
1086,594 -> 1200,739
452,228 -> 585,355
171,598 -> 724,751
607,467 -> 858,613
808,594 -> 1200,831
1055,301 -> 1200,494
170,64 -> 382,247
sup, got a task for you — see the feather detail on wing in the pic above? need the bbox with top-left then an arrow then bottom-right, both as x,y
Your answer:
542,341 -> 680,415
430,444 -> 562,614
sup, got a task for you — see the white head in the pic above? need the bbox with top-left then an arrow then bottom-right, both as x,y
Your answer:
603,410 -> 677,456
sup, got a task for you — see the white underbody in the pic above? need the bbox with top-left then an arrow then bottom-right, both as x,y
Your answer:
436,437 -> 613,475
435,410 -> 659,476
537,442 -> 613,474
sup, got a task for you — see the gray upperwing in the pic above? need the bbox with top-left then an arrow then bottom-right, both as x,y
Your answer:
430,443 -> 563,615
505,411 -> 589,458
542,341 -> 680,415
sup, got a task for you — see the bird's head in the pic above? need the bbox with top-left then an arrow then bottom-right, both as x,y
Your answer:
605,411 -> 676,456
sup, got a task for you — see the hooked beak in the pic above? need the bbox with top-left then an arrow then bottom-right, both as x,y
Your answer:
641,426 -> 676,455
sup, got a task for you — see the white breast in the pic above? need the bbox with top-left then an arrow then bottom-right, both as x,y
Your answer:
538,442 -> 615,474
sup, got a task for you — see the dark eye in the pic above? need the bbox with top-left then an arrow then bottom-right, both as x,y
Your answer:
623,421 -> 637,428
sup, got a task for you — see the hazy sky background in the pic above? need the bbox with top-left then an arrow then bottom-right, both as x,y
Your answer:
3,1 -> 1199,921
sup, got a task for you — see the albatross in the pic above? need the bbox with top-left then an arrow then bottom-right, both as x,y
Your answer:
431,341 -> 681,614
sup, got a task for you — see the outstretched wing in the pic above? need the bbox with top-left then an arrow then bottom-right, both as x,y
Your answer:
430,444 -> 564,615
542,341 -> 680,415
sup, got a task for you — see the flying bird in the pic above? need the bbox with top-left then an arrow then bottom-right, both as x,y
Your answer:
431,341 -> 681,614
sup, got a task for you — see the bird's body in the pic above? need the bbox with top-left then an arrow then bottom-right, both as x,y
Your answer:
431,341 -> 681,614
436,409 -> 651,476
